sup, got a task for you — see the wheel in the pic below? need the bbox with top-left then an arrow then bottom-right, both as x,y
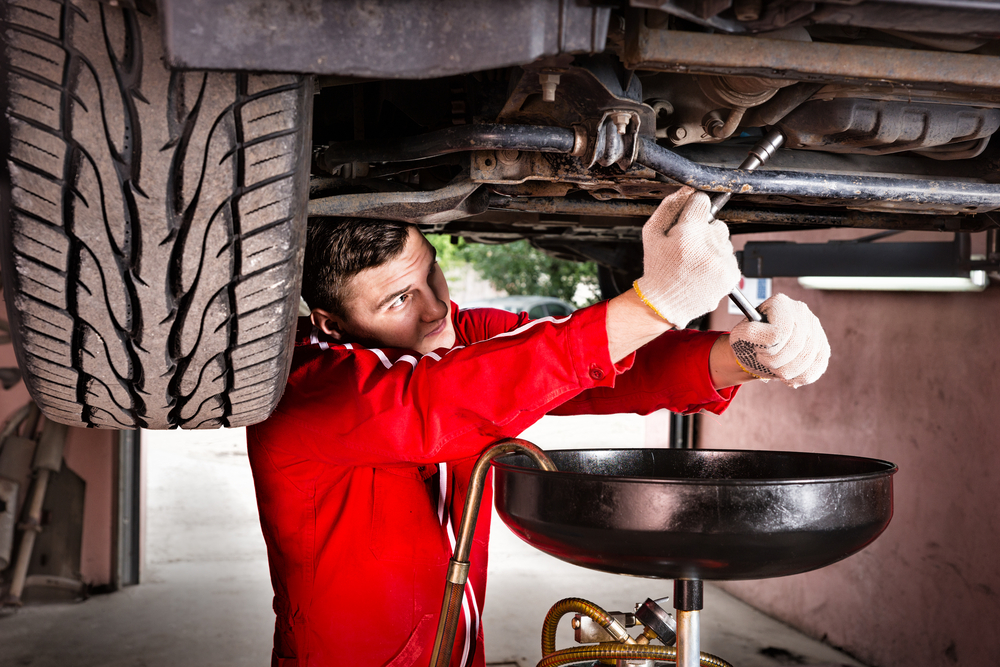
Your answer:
0,0 -> 313,428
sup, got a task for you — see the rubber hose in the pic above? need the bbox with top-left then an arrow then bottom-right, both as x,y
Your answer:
541,597 -> 623,657
712,106 -> 746,140
536,644 -> 734,667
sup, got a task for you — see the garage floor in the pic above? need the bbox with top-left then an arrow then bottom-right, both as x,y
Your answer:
0,416 -> 866,667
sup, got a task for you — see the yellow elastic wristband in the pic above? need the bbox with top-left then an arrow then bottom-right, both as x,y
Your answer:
733,354 -> 765,380
632,280 -> 671,323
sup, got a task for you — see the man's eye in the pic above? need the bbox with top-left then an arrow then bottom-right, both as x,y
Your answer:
390,294 -> 409,309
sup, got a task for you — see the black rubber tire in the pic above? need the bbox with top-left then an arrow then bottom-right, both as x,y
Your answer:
0,0 -> 312,429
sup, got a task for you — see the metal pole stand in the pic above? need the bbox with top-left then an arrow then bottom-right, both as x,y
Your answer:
675,579 -> 704,667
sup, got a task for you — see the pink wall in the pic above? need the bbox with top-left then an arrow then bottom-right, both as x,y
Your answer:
62,429 -> 116,585
1,293 -> 117,587
701,230 -> 1000,666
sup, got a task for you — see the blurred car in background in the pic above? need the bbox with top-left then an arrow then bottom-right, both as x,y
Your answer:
462,296 -> 576,320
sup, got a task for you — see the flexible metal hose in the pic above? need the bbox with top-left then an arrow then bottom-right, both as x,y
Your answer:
540,597 -> 630,657
536,643 -> 734,667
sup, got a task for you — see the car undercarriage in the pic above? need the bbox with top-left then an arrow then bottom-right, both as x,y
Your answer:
3,0 -> 1000,427
265,0 -> 1000,281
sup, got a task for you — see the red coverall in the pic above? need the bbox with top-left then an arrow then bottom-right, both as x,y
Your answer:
246,301 -> 738,667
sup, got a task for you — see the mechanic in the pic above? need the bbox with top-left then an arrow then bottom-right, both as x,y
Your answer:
246,187 -> 830,667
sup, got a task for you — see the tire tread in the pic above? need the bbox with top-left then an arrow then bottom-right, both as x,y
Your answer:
2,0 -> 309,428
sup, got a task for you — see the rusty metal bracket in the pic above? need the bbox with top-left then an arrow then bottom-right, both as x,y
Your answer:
499,56 -> 657,168
591,111 -> 643,169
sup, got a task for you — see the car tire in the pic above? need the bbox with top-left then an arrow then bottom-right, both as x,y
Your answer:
0,0 -> 312,428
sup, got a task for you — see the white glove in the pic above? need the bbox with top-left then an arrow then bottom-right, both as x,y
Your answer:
730,293 -> 831,388
633,187 -> 741,329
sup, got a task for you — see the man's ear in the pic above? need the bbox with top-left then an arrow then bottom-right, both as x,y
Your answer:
310,308 -> 345,340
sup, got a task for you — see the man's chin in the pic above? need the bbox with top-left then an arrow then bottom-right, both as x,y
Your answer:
419,327 -> 455,355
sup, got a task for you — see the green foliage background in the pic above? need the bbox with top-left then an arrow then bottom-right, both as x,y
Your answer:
428,235 -> 599,306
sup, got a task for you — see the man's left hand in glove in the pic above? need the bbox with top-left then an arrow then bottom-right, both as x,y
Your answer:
727,293 -> 831,388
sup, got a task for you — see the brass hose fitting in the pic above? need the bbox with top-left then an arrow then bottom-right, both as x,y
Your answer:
541,597 -> 632,657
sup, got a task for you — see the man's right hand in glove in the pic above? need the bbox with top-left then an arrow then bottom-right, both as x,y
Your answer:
633,187 -> 741,330
605,186 -> 740,362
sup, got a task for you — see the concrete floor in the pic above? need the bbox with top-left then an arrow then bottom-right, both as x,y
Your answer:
0,415 -> 866,667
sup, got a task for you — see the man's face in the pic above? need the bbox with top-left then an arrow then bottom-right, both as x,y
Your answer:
311,227 -> 456,355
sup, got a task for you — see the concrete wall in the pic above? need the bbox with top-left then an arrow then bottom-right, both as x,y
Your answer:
0,293 -> 118,587
701,230 -> 1000,666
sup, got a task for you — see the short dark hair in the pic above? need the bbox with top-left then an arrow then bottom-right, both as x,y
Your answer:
302,218 -> 415,316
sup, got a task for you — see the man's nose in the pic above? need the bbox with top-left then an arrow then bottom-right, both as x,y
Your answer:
420,290 -> 449,321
